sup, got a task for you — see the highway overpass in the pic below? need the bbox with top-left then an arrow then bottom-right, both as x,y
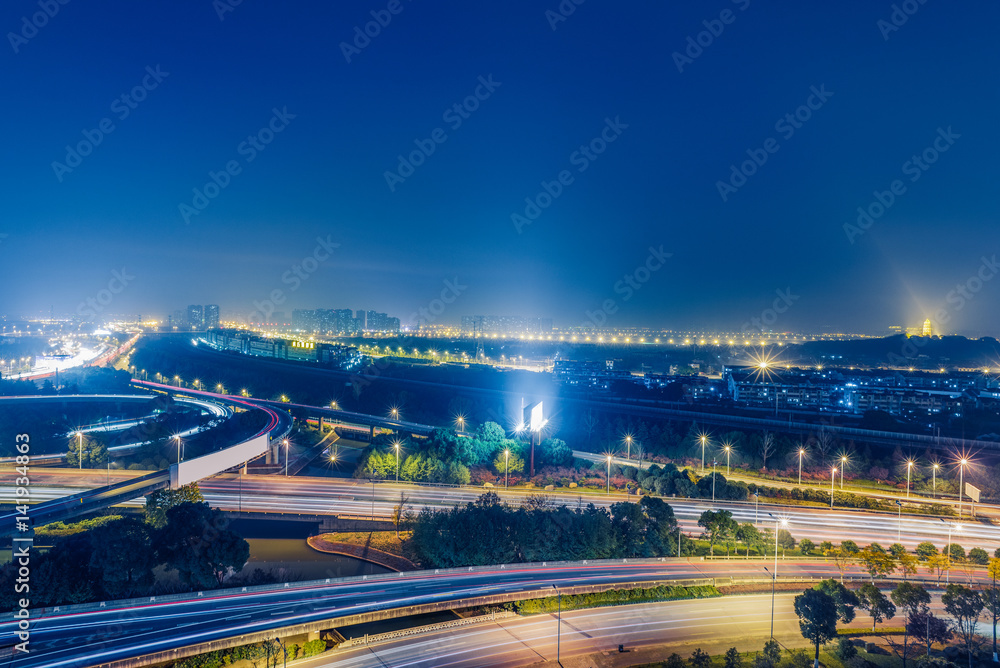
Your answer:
0,391 -> 292,536
0,557 -> 979,668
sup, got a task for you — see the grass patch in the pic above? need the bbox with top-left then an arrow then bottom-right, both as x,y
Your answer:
511,584 -> 719,615
35,515 -> 122,537
327,531 -> 410,558
838,627 -> 905,636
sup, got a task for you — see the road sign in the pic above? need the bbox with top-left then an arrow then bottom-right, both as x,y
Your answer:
965,482 -> 981,503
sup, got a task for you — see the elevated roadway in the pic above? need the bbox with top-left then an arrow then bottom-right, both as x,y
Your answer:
0,558 -> 976,668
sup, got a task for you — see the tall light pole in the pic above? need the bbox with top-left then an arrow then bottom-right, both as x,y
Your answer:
504,449 -> 510,489
173,435 -> 182,463
906,460 -> 914,499
283,439 -> 289,476
700,435 -> 707,472
840,455 -> 847,490
932,463 -> 939,498
456,415 -> 465,433
941,520 -> 961,584
712,460 -> 717,503
76,431 -> 83,469
896,500 -> 902,542
958,458 -> 968,518
107,458 -> 112,485
724,445 -> 732,476
765,515 -> 789,639
753,491 -> 759,524
394,442 -> 401,482
551,585 -> 562,666
798,448 -> 805,486
830,467 -> 837,509
625,435 -> 632,462
606,455 -> 613,494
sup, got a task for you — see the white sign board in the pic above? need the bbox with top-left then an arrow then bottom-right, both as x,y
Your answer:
170,434 -> 269,489
965,482 -> 981,503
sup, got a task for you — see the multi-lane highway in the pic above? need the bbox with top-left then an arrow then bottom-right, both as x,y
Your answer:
0,558 -> 958,668
21,470 -> 1000,555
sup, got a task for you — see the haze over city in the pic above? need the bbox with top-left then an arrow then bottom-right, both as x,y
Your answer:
4,3 -> 1000,668
2,1 -> 999,334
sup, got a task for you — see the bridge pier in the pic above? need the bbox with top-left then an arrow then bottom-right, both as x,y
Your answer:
319,416 -> 324,432
370,425 -> 375,440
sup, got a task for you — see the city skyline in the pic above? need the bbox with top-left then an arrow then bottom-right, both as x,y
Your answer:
0,2 -> 998,334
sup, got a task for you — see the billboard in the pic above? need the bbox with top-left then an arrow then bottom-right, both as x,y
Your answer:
966,482 -> 981,503
523,400 -> 543,432
170,433 -> 269,489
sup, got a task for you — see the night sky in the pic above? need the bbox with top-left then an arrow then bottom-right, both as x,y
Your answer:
2,0 -> 998,334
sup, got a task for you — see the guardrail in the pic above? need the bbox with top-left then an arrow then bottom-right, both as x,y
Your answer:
338,610 -> 519,649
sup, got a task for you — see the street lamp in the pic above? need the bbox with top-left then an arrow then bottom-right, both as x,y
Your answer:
840,455 -> 847,490
456,415 -> 465,432
699,435 -> 708,472
830,467 -> 837,509
625,434 -> 632,462
606,455 -> 613,494
766,514 -> 790,639
941,520 -> 961,584
958,458 -> 969,518
798,447 -> 806,486
282,439 -> 289,476
712,460 -> 717,503
274,637 -> 286,668
906,460 -> 914,499
723,444 -> 732,476
551,585 -> 562,665
753,491 -> 760,524
107,458 -> 112,485
216,383 -> 225,394
896,499 -> 902,542
394,441 -> 401,482
932,462 -> 939,498
75,431 -> 83,469
173,435 -> 182,463
504,449 -> 510,489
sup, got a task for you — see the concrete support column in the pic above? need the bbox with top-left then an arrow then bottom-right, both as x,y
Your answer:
307,631 -> 320,641
319,416 -> 324,431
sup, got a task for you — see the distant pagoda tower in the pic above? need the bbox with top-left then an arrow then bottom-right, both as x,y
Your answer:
922,318 -> 933,336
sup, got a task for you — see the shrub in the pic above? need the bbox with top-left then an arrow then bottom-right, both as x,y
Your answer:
301,639 -> 327,657
836,636 -> 857,660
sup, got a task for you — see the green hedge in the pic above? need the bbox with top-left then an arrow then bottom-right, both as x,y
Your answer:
302,639 -> 327,657
837,627 -> 905,636
514,584 -> 719,615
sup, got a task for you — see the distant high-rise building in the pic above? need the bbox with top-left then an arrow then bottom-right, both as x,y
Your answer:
204,304 -> 220,329
187,305 -> 203,329
922,318 -> 934,337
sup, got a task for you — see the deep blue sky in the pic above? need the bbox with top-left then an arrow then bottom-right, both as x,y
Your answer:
2,0 -> 998,334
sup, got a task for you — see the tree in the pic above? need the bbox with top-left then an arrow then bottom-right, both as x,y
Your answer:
890,543 -> 907,558
826,547 -> 855,582
737,523 -> 764,557
66,433 -> 107,468
762,639 -> 782,666
892,581 -> 932,668
759,432 -> 775,470
391,492 -> 412,538
858,546 -> 897,582
841,540 -> 860,554
725,647 -> 744,668
857,583 -> 896,631
908,606 -> 953,655
799,538 -> 815,555
493,450 -> 524,476
916,541 -> 939,560
794,588 -> 839,668
665,654 -> 686,668
926,553 -> 951,582
946,543 -> 966,563
986,558 -> 1000,662
145,484 -> 204,529
698,509 -> 737,556
691,648 -> 711,668
942,584 -> 984,668
814,579 -> 859,624
153,502 -> 250,588
968,547 -> 990,566
897,553 -> 919,580
88,517 -> 155,599
777,529 -> 796,554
